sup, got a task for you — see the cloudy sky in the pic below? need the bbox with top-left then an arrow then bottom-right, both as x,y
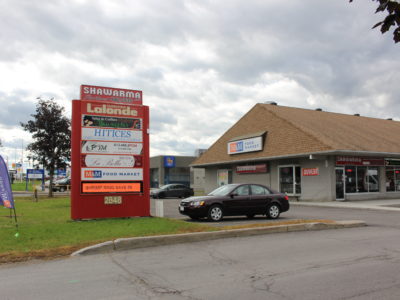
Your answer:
0,0 -> 398,168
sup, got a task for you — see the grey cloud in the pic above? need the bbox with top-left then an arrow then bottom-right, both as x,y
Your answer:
0,91 -> 36,128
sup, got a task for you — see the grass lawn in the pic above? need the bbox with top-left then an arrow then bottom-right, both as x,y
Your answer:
11,180 -> 43,192
0,196 -> 215,263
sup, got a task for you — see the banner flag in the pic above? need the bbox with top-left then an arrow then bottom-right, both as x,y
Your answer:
0,155 -> 15,209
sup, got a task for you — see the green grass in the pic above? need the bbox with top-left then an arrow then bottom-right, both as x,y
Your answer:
0,197 -> 215,261
11,181 -> 43,192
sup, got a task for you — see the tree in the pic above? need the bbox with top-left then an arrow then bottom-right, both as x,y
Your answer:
21,99 -> 71,197
350,0 -> 400,43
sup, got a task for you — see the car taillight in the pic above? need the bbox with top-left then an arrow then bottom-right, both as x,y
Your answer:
284,195 -> 289,201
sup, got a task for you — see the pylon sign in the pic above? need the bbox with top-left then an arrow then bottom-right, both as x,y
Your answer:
71,85 -> 149,219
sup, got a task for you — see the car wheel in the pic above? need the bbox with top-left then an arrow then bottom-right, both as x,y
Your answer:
158,193 -> 165,199
207,205 -> 223,222
266,203 -> 281,219
60,187 -> 65,192
246,214 -> 255,219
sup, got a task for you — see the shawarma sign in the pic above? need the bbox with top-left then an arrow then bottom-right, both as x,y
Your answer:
80,84 -> 142,104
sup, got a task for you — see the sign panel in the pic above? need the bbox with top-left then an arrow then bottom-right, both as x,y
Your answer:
81,128 -> 142,142
83,115 -> 141,129
228,136 -> 263,155
81,141 -> 143,155
27,169 -> 45,179
80,85 -> 142,104
164,156 -> 176,168
302,168 -> 320,176
82,155 -> 142,168
336,156 -> 385,166
236,164 -> 268,174
82,182 -> 142,193
81,168 -> 143,181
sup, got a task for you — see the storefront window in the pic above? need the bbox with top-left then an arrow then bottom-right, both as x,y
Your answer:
357,166 -> 367,193
217,170 -> 232,186
367,167 -> 379,192
345,167 -> 357,193
279,166 -> 301,195
345,166 -> 379,193
386,167 -> 400,192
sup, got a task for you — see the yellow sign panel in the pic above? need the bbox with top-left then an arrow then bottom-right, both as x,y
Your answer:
82,182 -> 141,193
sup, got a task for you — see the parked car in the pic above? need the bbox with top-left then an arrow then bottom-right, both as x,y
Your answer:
52,178 -> 71,192
151,184 -> 194,199
179,183 -> 289,221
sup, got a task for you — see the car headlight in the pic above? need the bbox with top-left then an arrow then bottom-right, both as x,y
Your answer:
190,200 -> 205,207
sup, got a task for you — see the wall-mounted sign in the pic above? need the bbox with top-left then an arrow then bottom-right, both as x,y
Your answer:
82,155 -> 141,168
228,136 -> 263,155
81,168 -> 143,181
82,115 -> 141,129
336,156 -> 385,166
81,141 -> 143,155
81,85 -> 142,104
82,182 -> 142,193
302,168 -> 319,176
236,164 -> 268,174
164,156 -> 176,168
81,128 -> 142,142
386,159 -> 400,166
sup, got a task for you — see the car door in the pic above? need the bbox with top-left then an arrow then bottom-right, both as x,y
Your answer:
168,185 -> 179,197
250,185 -> 272,214
175,184 -> 186,197
223,184 -> 251,215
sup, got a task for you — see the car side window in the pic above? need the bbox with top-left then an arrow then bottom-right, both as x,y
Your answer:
251,185 -> 271,195
235,185 -> 250,196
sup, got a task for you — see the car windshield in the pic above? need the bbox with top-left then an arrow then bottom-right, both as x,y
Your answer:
208,185 -> 237,196
159,184 -> 173,190
56,178 -> 69,184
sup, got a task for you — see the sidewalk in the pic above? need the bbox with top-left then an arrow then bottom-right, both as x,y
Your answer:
291,199 -> 400,212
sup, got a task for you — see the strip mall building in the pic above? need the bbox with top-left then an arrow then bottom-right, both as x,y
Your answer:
191,103 -> 400,201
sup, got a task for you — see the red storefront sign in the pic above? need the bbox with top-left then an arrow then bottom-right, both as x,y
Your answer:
80,85 -> 142,105
302,168 -> 319,176
336,156 -> 385,166
236,164 -> 268,174
71,90 -> 149,220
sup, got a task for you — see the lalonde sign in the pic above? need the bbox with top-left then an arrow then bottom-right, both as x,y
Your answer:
71,85 -> 149,220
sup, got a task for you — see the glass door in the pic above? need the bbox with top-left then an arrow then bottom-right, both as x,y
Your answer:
279,166 -> 301,195
335,167 -> 345,201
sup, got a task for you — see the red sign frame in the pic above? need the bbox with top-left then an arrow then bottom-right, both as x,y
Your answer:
71,99 -> 149,219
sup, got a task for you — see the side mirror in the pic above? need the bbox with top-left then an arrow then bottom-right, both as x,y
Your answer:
230,193 -> 238,198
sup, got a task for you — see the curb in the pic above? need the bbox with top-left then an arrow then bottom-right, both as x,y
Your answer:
290,202 -> 400,212
71,220 -> 366,256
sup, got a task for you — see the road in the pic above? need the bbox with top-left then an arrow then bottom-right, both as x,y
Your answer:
2,205 -> 400,299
